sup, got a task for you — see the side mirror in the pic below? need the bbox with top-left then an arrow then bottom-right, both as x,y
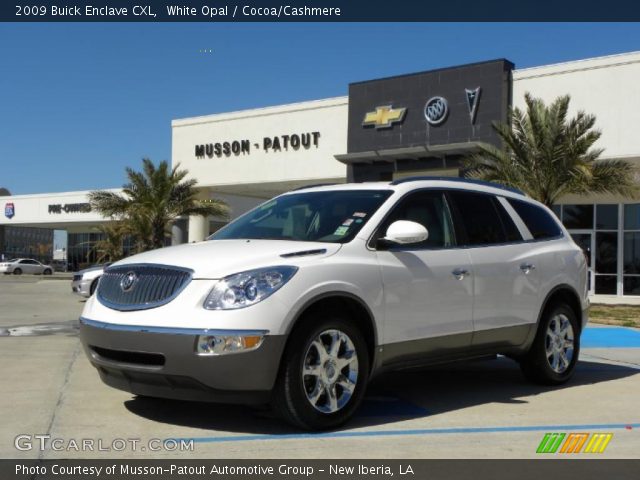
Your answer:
382,220 -> 429,245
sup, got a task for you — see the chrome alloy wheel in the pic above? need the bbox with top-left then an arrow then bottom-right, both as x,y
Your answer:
302,329 -> 359,414
545,313 -> 575,373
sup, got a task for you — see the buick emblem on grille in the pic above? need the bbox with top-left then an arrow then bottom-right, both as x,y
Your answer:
424,96 -> 449,126
120,271 -> 138,292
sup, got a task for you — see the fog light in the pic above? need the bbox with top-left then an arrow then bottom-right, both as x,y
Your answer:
197,334 -> 264,355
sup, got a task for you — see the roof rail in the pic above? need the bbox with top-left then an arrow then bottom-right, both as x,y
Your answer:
389,176 -> 524,195
291,183 -> 337,191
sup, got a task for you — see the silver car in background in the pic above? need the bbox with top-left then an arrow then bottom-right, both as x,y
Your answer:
72,264 -> 110,297
0,258 -> 54,275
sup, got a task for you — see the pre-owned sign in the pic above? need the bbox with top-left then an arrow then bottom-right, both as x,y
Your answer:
48,203 -> 91,214
195,131 -> 321,158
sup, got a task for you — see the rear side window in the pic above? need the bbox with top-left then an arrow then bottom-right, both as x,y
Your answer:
448,191 -> 513,246
507,198 -> 563,240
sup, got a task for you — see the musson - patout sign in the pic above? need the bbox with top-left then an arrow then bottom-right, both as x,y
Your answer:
195,131 -> 321,158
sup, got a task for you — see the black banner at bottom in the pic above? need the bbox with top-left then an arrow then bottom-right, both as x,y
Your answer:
3,459 -> 639,480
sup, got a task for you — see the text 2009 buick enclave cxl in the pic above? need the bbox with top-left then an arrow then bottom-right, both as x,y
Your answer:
80,177 -> 588,430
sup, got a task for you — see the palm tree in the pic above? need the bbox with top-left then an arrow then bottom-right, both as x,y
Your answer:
464,93 -> 638,207
89,159 -> 228,251
90,223 -> 127,264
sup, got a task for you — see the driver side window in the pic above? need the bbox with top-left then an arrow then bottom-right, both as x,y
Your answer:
380,190 -> 456,249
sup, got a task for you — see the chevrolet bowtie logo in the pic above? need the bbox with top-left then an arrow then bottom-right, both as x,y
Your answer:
362,105 -> 407,129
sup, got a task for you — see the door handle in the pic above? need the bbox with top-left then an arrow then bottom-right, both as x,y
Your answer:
452,268 -> 470,280
520,263 -> 536,274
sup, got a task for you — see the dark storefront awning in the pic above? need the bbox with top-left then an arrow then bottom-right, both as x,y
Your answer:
334,141 -> 484,165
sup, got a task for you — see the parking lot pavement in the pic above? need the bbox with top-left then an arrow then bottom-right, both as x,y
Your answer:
1,277 -> 638,459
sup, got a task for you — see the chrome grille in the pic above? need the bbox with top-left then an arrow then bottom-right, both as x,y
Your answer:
97,264 -> 193,311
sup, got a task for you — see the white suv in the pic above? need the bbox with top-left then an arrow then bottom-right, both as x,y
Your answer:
80,178 -> 588,430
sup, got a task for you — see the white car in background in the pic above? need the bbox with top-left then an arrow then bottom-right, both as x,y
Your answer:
80,178 -> 589,430
72,264 -> 110,297
0,258 -> 54,275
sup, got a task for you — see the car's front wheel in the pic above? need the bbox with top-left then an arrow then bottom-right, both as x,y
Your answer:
43,269 -> 52,275
520,303 -> 580,385
13,268 -> 22,275
272,313 -> 369,430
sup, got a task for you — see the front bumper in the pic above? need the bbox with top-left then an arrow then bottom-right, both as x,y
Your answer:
72,279 -> 92,297
79,317 -> 287,405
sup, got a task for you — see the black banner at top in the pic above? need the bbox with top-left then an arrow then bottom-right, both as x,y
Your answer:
2,0 -> 640,22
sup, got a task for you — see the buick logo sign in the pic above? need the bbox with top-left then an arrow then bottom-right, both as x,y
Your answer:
424,96 -> 449,126
120,271 -> 138,292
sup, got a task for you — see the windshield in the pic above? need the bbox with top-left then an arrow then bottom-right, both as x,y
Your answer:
210,190 -> 392,243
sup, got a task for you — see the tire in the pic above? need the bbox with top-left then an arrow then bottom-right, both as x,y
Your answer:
272,313 -> 370,430
13,268 -> 22,275
89,279 -> 99,296
520,303 -> 580,385
43,269 -> 52,275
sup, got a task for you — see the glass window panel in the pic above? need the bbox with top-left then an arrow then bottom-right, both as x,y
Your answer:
448,192 -> 507,246
571,233 -> 592,267
213,190 -> 392,244
495,201 -> 522,242
595,232 -> 617,274
508,198 -> 562,240
551,204 -> 562,220
378,190 -> 457,248
596,204 -> 618,230
562,204 -> 594,229
623,276 -> 640,296
624,204 -> 640,230
595,275 -> 617,295
624,232 -> 640,274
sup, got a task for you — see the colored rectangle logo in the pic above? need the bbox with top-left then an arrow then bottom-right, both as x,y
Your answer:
537,432 -> 613,454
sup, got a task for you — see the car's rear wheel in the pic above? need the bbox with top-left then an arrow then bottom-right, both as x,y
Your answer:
272,313 -> 369,430
43,269 -> 52,275
13,268 -> 22,275
520,303 -> 580,385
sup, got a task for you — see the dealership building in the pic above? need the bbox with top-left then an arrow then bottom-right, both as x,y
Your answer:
1,51 -> 640,299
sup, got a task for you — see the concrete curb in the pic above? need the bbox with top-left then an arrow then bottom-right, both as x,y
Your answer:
41,275 -> 73,281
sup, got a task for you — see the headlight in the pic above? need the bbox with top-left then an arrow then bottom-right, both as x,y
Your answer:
203,266 -> 298,310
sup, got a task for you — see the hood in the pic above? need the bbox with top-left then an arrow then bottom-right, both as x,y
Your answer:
111,239 -> 342,279
78,265 -> 106,275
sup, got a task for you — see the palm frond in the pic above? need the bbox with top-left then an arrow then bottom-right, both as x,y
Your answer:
89,158 -> 228,251
464,93 -> 637,207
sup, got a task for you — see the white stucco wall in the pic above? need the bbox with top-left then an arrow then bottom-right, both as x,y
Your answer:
0,189 -> 265,230
0,190 -> 118,227
171,97 -> 349,190
514,51 -> 640,161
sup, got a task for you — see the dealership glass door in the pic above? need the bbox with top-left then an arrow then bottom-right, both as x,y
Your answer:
571,231 -> 594,295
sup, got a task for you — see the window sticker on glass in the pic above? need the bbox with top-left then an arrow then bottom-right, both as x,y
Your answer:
333,226 -> 349,236
352,212 -> 367,218
342,218 -> 354,226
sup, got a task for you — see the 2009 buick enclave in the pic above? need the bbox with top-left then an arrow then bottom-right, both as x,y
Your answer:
80,177 -> 588,430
